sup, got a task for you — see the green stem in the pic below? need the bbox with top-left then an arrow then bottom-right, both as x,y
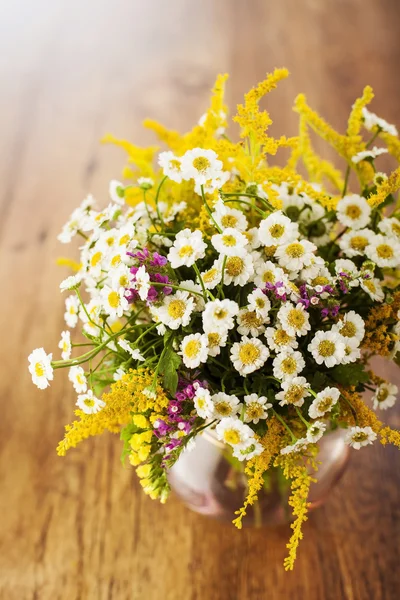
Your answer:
272,409 -> 297,442
223,198 -> 266,218
155,176 -> 168,227
201,185 -> 222,233
295,406 -> 311,429
342,165 -> 350,197
366,128 -> 381,148
150,281 -> 204,298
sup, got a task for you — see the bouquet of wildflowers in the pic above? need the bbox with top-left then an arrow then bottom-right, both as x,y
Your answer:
28,69 -> 400,569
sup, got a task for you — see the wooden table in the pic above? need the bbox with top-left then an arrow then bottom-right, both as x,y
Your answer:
0,1 -> 399,598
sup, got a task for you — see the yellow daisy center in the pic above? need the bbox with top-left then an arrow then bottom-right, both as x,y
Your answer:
352,432 -> 368,443
269,223 -> 285,238
312,276 -> 329,286
170,159 -> 181,171
280,356 -> 297,374
215,401 -> 232,416
119,234 -> 130,246
223,429 -> 241,445
339,321 -> 357,338
90,252 -> 102,267
178,245 -> 194,258
391,223 -> 400,235
214,308 -> 228,320
376,244 -> 394,259
203,268 -> 218,284
255,297 -> 266,308
287,308 -> 306,329
35,363 -> 45,377
318,340 -> 335,357
193,156 -> 211,172
316,397 -> 333,412
262,270 -> 275,283
184,339 -> 201,359
108,291 -> 120,309
207,332 -> 221,347
84,398 -> 95,408
167,299 -> 186,319
350,235 -> 368,251
226,256 -> 244,277
221,234 -> 237,247
239,343 -> 260,365
221,215 -> 238,228
119,275 -> 130,287
240,311 -> 263,329
246,402 -> 263,420
111,254 -> 121,267
274,329 -> 291,346
363,280 -> 376,293
346,204 -> 362,219
377,388 -> 389,402
285,242 -> 305,258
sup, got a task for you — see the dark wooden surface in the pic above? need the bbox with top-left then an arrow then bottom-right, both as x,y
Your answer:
0,1 -> 400,598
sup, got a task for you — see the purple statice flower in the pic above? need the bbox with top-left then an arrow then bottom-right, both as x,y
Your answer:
331,304 -> 340,317
153,419 -> 171,438
164,438 -> 181,452
132,248 -> 150,263
321,307 -> 329,318
168,401 -> 183,419
299,297 -> 310,309
177,420 -> 192,435
150,252 -> 168,267
163,286 -> 173,295
175,391 -> 187,402
323,285 -> 334,295
125,288 -> 139,303
146,286 -> 158,302
130,265 -> 139,276
151,273 -> 169,284
338,279 -> 349,294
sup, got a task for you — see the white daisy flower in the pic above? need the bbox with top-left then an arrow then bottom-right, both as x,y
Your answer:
247,289 -> 271,320
306,421 -> 326,443
202,298 -> 239,333
109,180 -> 125,205
137,177 -> 154,190
243,227 -> 261,250
254,260 -> 287,289
67,365 -> 88,393
341,343 -> 361,364
201,260 -> 223,290
308,330 -> 346,368
378,217 -> 400,239
211,392 -> 241,419
276,377 -> 311,407
60,274 -> 81,292
372,382 -> 398,410
57,206 -> 92,244
180,279 -> 205,311
308,387 -> 340,419
339,228 -> 375,258
158,151 -> 183,183
243,394 -> 272,423
118,339 -> 145,361
167,228 -> 207,268
86,246 -> 106,278
111,264 -> 132,290
181,148 -> 223,185
351,146 -> 388,164
28,348 -> 53,390
193,387 -> 214,419
223,253 -> 254,286
195,170 -> 230,195
179,333 -> 208,369
58,331 -> 72,360
362,107 -> 398,136
230,336 -> 270,375
345,426 -> 377,449
273,350 -> 305,380
280,438 -> 309,455
277,302 -> 311,337
334,259 -> 360,287
101,285 -> 129,319
336,194 -> 371,230
275,239 -> 317,272
80,297 -> 102,336
300,256 -> 327,282
332,311 -> 365,346
205,330 -> 228,357
366,234 -> 400,268
232,438 -> 263,461
157,291 -> 194,330
113,367 -> 126,381
64,295 -> 80,328
265,327 -> 299,352
258,211 -> 299,247
76,390 -> 105,415
211,227 -> 248,257
212,199 -> 248,232
360,277 -> 385,302
133,265 -> 151,301
216,417 -> 253,446
237,309 -> 266,337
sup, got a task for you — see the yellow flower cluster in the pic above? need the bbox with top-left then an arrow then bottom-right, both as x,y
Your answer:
274,448 -> 318,571
57,369 -> 168,456
362,293 -> 400,356
233,417 -> 284,529
367,166 -> 400,208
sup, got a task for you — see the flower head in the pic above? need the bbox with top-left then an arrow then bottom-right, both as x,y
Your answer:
308,387 -> 340,419
168,229 -> 207,268
372,382 -> 398,410
179,333 -> 208,369
230,336 -> 270,375
76,390 -> 105,414
336,194 -> 371,230
243,394 -> 272,423
308,330 -> 346,368
58,331 -> 72,360
345,426 -> 377,449
211,392 -> 241,419
28,348 -> 53,389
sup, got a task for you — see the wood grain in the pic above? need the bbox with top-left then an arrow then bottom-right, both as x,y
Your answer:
0,0 -> 400,598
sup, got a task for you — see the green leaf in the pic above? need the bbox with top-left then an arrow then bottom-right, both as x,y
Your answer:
329,363 -> 369,387
159,347 -> 181,395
